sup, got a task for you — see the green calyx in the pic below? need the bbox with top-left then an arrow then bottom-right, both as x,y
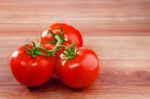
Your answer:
25,42 -> 52,58
62,42 -> 76,60
25,28 -> 77,59
48,27 -> 65,45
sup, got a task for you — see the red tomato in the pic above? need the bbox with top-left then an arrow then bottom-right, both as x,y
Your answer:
41,23 -> 83,50
56,47 -> 99,88
10,45 -> 57,87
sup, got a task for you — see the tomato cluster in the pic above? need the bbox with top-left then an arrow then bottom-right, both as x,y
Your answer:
10,23 -> 100,88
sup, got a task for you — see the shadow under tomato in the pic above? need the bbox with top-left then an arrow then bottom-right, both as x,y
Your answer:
28,78 -> 90,92
28,78 -> 64,91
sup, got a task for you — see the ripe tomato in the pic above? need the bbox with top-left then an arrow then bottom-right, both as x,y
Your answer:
41,23 -> 83,79
56,47 -> 99,88
10,45 -> 57,87
41,23 -> 83,50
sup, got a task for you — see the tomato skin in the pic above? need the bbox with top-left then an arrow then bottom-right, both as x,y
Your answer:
41,23 -> 83,50
10,46 -> 57,87
56,47 -> 99,88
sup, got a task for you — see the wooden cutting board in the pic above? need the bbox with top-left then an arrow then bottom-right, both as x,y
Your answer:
0,0 -> 150,99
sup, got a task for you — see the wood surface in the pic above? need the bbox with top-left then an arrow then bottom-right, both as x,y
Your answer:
0,0 -> 150,99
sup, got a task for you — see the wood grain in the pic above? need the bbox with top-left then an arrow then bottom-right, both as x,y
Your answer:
0,0 -> 150,35
0,0 -> 150,99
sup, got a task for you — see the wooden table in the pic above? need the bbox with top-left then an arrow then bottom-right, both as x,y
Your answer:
0,0 -> 150,99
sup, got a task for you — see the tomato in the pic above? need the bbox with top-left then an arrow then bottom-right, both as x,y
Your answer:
10,45 -> 57,87
41,23 -> 83,79
41,23 -> 83,50
56,47 -> 99,88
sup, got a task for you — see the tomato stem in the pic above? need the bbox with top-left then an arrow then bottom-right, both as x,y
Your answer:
51,35 -> 65,55
25,44 -> 52,57
48,28 -> 64,44
25,28 -> 77,59
63,41 -> 77,60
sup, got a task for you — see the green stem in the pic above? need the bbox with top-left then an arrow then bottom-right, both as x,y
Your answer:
26,33 -> 65,57
26,28 -> 76,59
36,47 -> 52,56
51,35 -> 65,55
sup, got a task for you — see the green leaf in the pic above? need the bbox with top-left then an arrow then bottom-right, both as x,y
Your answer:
32,41 -> 36,47
70,41 -> 75,54
48,28 -> 64,44
48,30 -> 57,44
49,30 -> 56,37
